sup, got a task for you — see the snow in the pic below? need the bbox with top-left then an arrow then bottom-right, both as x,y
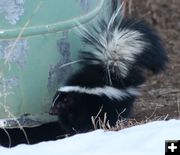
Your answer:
1,119 -> 180,155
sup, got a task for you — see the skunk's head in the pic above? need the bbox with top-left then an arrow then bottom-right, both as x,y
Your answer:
49,88 -> 92,132
49,91 -> 75,117
49,90 -> 77,132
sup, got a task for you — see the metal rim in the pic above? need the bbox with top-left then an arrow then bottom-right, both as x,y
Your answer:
0,0 -> 104,39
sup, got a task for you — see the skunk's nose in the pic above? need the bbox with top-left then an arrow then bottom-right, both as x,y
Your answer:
49,106 -> 58,115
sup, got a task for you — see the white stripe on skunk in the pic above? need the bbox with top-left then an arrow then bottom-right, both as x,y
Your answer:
58,86 -> 140,100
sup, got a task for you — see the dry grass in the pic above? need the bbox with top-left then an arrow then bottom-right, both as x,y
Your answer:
91,112 -> 169,132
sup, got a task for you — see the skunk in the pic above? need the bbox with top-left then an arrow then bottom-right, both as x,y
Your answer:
49,0 -> 167,132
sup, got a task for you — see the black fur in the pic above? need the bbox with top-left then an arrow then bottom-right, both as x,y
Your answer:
49,0 -> 167,133
50,90 -> 135,132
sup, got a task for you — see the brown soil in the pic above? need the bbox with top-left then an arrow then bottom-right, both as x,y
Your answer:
127,0 -> 180,121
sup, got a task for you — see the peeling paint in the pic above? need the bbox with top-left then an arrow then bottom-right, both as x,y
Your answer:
48,31 -> 72,92
0,0 -> 25,25
0,76 -> 19,95
0,39 -> 29,68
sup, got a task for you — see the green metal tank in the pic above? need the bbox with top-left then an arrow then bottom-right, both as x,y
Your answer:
0,0 -> 104,128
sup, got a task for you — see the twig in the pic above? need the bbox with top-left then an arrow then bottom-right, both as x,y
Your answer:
127,0 -> 133,15
59,59 -> 83,69
1,127 -> 12,148
177,96 -> 180,117
4,1 -> 43,69
91,106 -> 103,130
145,104 -> 158,120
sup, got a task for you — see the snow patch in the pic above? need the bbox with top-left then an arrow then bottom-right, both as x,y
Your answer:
1,120 -> 180,155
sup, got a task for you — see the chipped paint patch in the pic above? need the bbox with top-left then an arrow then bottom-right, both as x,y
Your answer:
0,76 -> 19,93
0,0 -> 25,25
0,39 -> 29,68
48,31 -> 72,92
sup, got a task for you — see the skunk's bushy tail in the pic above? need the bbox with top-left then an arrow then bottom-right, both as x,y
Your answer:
78,0 -> 167,81
49,1 -> 168,131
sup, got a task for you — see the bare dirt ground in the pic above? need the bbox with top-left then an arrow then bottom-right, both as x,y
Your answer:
128,0 -> 180,121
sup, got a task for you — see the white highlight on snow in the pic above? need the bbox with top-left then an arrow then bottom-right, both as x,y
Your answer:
1,120 -> 180,155
58,86 -> 139,100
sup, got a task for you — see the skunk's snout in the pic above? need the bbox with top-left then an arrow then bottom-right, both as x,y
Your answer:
49,105 -> 59,115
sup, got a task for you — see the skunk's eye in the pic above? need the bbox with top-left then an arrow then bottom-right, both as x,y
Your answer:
62,97 -> 68,103
58,92 -> 74,108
